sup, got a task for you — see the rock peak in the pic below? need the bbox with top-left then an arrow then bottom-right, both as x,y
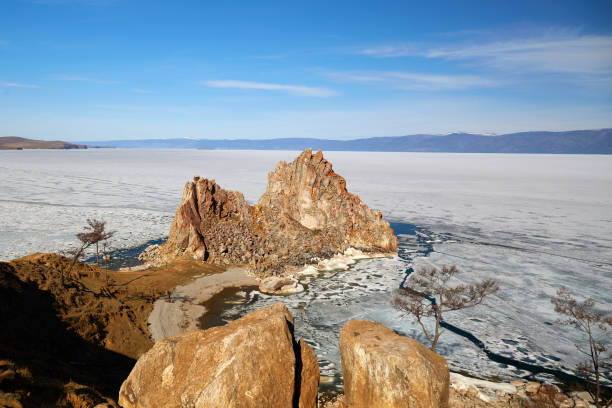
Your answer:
156,149 -> 397,277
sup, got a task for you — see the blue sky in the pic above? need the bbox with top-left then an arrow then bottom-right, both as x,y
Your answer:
1,0 -> 611,141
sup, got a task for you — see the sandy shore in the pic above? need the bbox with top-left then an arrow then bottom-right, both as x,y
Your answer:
147,249 -> 393,340
148,267 -> 257,341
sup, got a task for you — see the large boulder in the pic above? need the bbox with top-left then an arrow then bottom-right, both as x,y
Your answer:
154,149 -> 397,277
118,303 -> 318,408
339,320 -> 449,408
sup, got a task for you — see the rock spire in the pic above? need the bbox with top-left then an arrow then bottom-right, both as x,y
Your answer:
155,149 -> 397,277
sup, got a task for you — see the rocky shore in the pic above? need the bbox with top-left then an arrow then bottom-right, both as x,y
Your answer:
147,267 -> 257,341
0,253 -> 599,407
120,303 -> 596,408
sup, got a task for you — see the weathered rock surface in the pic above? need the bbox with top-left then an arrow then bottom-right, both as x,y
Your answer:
339,320 -> 449,408
155,149 -> 397,277
158,177 -> 254,265
298,338 -> 320,408
118,303 -> 318,408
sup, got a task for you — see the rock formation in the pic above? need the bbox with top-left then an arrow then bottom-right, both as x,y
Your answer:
153,149 -> 397,277
339,320 -> 450,408
118,303 -> 319,408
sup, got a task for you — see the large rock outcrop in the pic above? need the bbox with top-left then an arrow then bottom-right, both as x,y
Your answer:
118,303 -> 319,408
155,149 -> 397,277
339,320 -> 450,408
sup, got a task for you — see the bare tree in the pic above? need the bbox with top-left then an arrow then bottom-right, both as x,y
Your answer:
393,265 -> 499,353
551,287 -> 611,408
60,218 -> 114,283
79,219 -> 114,266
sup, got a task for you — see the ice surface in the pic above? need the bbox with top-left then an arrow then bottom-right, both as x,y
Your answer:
0,149 -> 292,259
1,149 -> 611,385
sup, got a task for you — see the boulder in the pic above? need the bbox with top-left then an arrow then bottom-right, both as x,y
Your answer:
259,276 -> 304,294
118,303 -> 318,408
339,320 -> 449,408
154,149 -> 398,278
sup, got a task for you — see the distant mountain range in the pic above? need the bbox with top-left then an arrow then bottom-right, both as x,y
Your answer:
0,136 -> 88,150
5,129 -> 611,153
75,129 -> 612,154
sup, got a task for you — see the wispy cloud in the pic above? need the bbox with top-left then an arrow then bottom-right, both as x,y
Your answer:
0,81 -> 38,88
327,71 -> 499,91
131,88 -> 152,94
54,75 -> 117,84
201,80 -> 337,97
358,32 -> 612,75
359,44 -> 418,58
428,35 -> 612,74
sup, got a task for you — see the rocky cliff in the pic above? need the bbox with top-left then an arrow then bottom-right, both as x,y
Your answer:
155,149 -> 397,277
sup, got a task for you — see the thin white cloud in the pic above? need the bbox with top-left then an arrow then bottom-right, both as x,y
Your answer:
328,71 -> 499,91
428,35 -> 612,74
0,82 -> 38,88
359,32 -> 612,75
359,44 -> 417,58
201,80 -> 337,97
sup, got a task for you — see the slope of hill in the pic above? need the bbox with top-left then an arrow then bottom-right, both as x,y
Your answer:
0,136 -> 88,150
0,253 -> 223,407
78,128 -> 612,154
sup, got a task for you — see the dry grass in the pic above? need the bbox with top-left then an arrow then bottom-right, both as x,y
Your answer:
8,253 -> 224,359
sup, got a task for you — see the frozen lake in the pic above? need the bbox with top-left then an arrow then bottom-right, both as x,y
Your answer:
1,149 -> 611,385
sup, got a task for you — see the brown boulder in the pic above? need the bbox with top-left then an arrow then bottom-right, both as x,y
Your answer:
339,320 -> 449,408
155,149 -> 397,277
118,303 -> 318,408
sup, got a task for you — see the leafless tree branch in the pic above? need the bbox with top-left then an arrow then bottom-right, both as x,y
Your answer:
551,286 -> 611,408
393,265 -> 499,352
